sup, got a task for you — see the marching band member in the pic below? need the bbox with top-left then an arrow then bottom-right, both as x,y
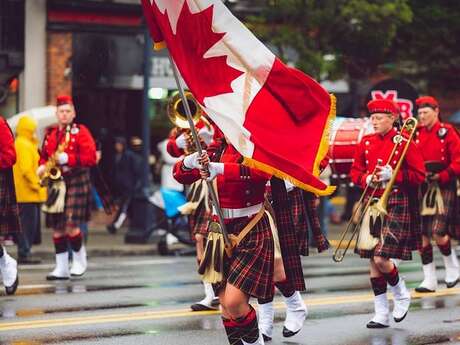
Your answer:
0,115 -> 19,295
38,95 -> 97,280
350,99 -> 425,328
414,96 -> 460,292
168,118 -> 221,311
173,136 -> 272,345
258,181 -> 328,341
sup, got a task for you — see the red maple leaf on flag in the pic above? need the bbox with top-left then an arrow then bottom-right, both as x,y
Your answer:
155,2 -> 243,104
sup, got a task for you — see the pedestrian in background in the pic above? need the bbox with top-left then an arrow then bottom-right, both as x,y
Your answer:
0,115 -> 19,295
106,136 -> 142,234
12,116 -> 46,264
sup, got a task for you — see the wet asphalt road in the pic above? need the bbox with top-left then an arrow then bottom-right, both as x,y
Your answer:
1,253 -> 460,345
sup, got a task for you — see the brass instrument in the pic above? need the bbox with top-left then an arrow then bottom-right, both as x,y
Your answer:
332,117 -> 418,262
168,91 -> 206,129
167,91 -> 211,153
40,125 -> 71,186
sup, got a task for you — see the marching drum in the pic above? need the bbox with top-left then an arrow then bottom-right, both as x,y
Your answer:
328,117 -> 374,183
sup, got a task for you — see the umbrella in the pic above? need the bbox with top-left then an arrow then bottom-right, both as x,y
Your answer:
448,110 -> 460,125
7,106 -> 57,143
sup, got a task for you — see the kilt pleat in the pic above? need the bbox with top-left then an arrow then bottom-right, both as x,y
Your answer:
421,181 -> 458,239
0,169 -> 20,236
214,213 -> 274,299
288,188 -> 309,256
46,169 -> 92,230
356,189 -> 421,260
189,200 -> 212,238
270,179 -> 305,292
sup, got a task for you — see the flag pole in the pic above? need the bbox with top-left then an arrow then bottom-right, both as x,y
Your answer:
167,54 -> 230,248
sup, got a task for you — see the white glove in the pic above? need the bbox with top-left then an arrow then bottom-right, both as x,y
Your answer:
206,162 -> 224,181
57,152 -> 69,165
377,165 -> 392,182
365,174 -> 374,186
175,133 -> 187,149
183,152 -> 201,169
198,127 -> 214,146
36,165 -> 46,178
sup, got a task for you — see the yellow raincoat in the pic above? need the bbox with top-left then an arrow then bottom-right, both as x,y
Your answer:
13,116 -> 47,203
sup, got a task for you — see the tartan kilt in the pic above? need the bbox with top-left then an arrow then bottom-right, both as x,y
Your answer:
188,200 -> 212,239
0,169 -> 20,236
421,181 -> 458,239
46,169 -> 92,230
213,213 -> 274,299
355,189 -> 421,260
288,188 -> 309,256
269,181 -> 305,292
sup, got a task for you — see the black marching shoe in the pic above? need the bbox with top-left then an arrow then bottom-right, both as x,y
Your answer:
282,326 -> 301,338
366,320 -> 389,329
446,278 -> 460,289
262,333 -> 272,342
414,286 -> 435,293
5,276 -> 19,295
46,274 -> 69,281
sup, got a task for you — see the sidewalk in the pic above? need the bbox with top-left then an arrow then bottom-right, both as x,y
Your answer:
12,210 -> 158,260
13,206 -> 349,261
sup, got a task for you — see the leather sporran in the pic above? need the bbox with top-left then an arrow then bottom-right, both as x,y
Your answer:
421,182 -> 444,216
356,201 -> 380,251
42,180 -> 66,214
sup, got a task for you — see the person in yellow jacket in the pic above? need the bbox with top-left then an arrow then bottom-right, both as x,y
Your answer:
13,116 -> 46,264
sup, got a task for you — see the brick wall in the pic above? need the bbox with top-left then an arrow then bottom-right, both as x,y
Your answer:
47,32 -> 72,104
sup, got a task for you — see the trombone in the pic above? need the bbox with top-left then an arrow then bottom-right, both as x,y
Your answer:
332,117 -> 418,262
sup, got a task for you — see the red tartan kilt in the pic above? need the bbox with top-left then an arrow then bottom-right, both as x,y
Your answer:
356,189 -> 421,260
288,188 -> 309,254
46,169 -> 92,230
188,200 -> 212,239
213,213 -> 274,299
0,169 -> 20,236
421,181 -> 458,239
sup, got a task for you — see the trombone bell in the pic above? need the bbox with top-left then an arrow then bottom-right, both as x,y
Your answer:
168,91 -> 203,129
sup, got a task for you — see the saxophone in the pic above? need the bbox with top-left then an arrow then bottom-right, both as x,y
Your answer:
40,125 -> 71,186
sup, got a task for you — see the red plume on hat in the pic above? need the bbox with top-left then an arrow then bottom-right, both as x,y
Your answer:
416,96 -> 439,109
367,99 -> 400,116
56,95 -> 73,106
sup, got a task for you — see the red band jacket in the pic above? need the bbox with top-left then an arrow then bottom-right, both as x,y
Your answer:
173,141 -> 271,209
40,123 -> 97,170
350,128 -> 426,193
0,117 -> 16,169
415,121 -> 460,184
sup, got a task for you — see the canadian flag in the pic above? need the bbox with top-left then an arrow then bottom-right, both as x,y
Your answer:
141,0 -> 336,195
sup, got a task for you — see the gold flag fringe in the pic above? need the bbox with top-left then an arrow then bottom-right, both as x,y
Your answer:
242,94 -> 337,196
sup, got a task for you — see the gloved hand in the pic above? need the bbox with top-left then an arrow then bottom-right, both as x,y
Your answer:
183,152 -> 201,169
365,174 -> 374,186
175,133 -> 187,149
377,165 -> 392,182
200,162 -> 224,181
198,126 -> 214,146
57,152 -> 69,165
205,162 -> 224,181
36,165 -> 46,178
